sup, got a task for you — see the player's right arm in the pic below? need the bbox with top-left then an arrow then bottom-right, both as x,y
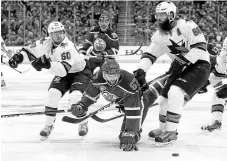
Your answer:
8,39 -> 43,68
70,71 -> 102,117
133,31 -> 164,91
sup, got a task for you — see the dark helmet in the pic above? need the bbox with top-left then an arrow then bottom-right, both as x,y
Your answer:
102,58 -> 120,75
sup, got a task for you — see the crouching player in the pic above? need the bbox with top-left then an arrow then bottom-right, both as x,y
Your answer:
69,58 -> 162,151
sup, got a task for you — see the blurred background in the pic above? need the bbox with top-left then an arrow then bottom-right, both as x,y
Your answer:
1,0 -> 227,47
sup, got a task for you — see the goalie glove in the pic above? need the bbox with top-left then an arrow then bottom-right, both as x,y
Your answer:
216,84 -> 227,99
8,53 -> 24,68
31,55 -> 51,71
119,131 -> 140,151
133,69 -> 148,92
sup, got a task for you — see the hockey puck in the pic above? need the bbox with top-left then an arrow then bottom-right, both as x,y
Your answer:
172,153 -> 179,157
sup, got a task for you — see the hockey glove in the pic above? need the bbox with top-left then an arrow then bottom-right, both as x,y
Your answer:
120,131 -> 139,151
198,80 -> 210,94
8,53 -> 24,68
70,102 -> 88,118
31,55 -> 51,71
96,51 -> 108,60
133,69 -> 148,92
216,84 -> 227,99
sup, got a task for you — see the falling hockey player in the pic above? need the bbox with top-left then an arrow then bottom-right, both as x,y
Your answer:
133,1 -> 210,145
8,21 -> 92,140
67,58 -> 162,151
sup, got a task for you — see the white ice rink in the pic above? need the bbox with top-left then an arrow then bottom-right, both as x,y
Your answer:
1,63 -> 227,161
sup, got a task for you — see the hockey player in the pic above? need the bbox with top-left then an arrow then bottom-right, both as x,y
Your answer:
133,1 -> 210,145
201,37 -> 227,132
8,21 -> 92,140
79,13 -> 119,73
69,58 -> 162,151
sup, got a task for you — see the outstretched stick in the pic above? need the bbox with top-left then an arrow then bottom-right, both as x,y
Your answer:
1,109 -> 67,118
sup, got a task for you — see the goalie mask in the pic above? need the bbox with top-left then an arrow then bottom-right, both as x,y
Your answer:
155,1 -> 177,32
102,58 -> 120,85
99,14 -> 110,32
48,21 -> 66,46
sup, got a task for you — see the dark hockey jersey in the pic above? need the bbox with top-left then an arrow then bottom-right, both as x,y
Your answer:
80,69 -> 141,133
79,26 -> 119,72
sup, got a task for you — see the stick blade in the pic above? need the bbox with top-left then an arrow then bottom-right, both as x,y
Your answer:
62,116 -> 84,124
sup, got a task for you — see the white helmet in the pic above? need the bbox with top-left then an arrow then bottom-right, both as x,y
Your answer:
48,21 -> 65,34
156,1 -> 177,22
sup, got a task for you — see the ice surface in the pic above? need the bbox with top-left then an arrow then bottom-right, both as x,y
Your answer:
1,63 -> 227,161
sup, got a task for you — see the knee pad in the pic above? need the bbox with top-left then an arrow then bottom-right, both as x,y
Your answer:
69,90 -> 83,105
167,85 -> 185,114
45,88 -> 62,108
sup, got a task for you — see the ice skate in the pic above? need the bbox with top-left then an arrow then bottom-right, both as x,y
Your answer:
154,130 -> 178,146
78,121 -> 88,138
201,120 -> 222,132
40,125 -> 54,141
148,128 -> 164,140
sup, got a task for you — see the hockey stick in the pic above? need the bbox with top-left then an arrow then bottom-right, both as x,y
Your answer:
91,102 -> 159,123
62,79 -> 156,124
128,42 -> 143,55
1,61 -> 31,74
1,109 -> 67,118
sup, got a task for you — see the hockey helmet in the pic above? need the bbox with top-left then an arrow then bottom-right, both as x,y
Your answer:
155,1 -> 177,22
99,13 -> 110,31
102,58 -> 120,84
48,21 -> 65,33
48,21 -> 65,45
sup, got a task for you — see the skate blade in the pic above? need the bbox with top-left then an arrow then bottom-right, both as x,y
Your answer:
40,136 -> 49,141
154,140 -> 176,147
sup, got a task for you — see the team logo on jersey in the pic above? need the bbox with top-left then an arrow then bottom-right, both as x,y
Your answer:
54,77 -> 61,83
101,91 -> 118,102
39,38 -> 46,45
167,39 -> 188,55
60,42 -> 67,48
94,38 -> 106,51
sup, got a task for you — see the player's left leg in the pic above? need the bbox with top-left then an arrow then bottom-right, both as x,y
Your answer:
155,60 -> 210,145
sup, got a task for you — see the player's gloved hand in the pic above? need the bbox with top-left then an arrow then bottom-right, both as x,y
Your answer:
70,102 -> 87,117
198,80 -> 210,94
133,69 -> 149,92
216,84 -> 227,99
96,51 -> 108,60
8,53 -> 24,68
119,131 -> 139,151
31,55 -> 51,71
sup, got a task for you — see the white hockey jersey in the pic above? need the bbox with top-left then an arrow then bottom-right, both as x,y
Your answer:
20,36 -> 86,77
139,19 -> 210,72
216,37 -> 227,75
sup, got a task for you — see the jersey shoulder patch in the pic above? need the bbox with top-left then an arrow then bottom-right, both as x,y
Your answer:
118,70 -> 139,92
